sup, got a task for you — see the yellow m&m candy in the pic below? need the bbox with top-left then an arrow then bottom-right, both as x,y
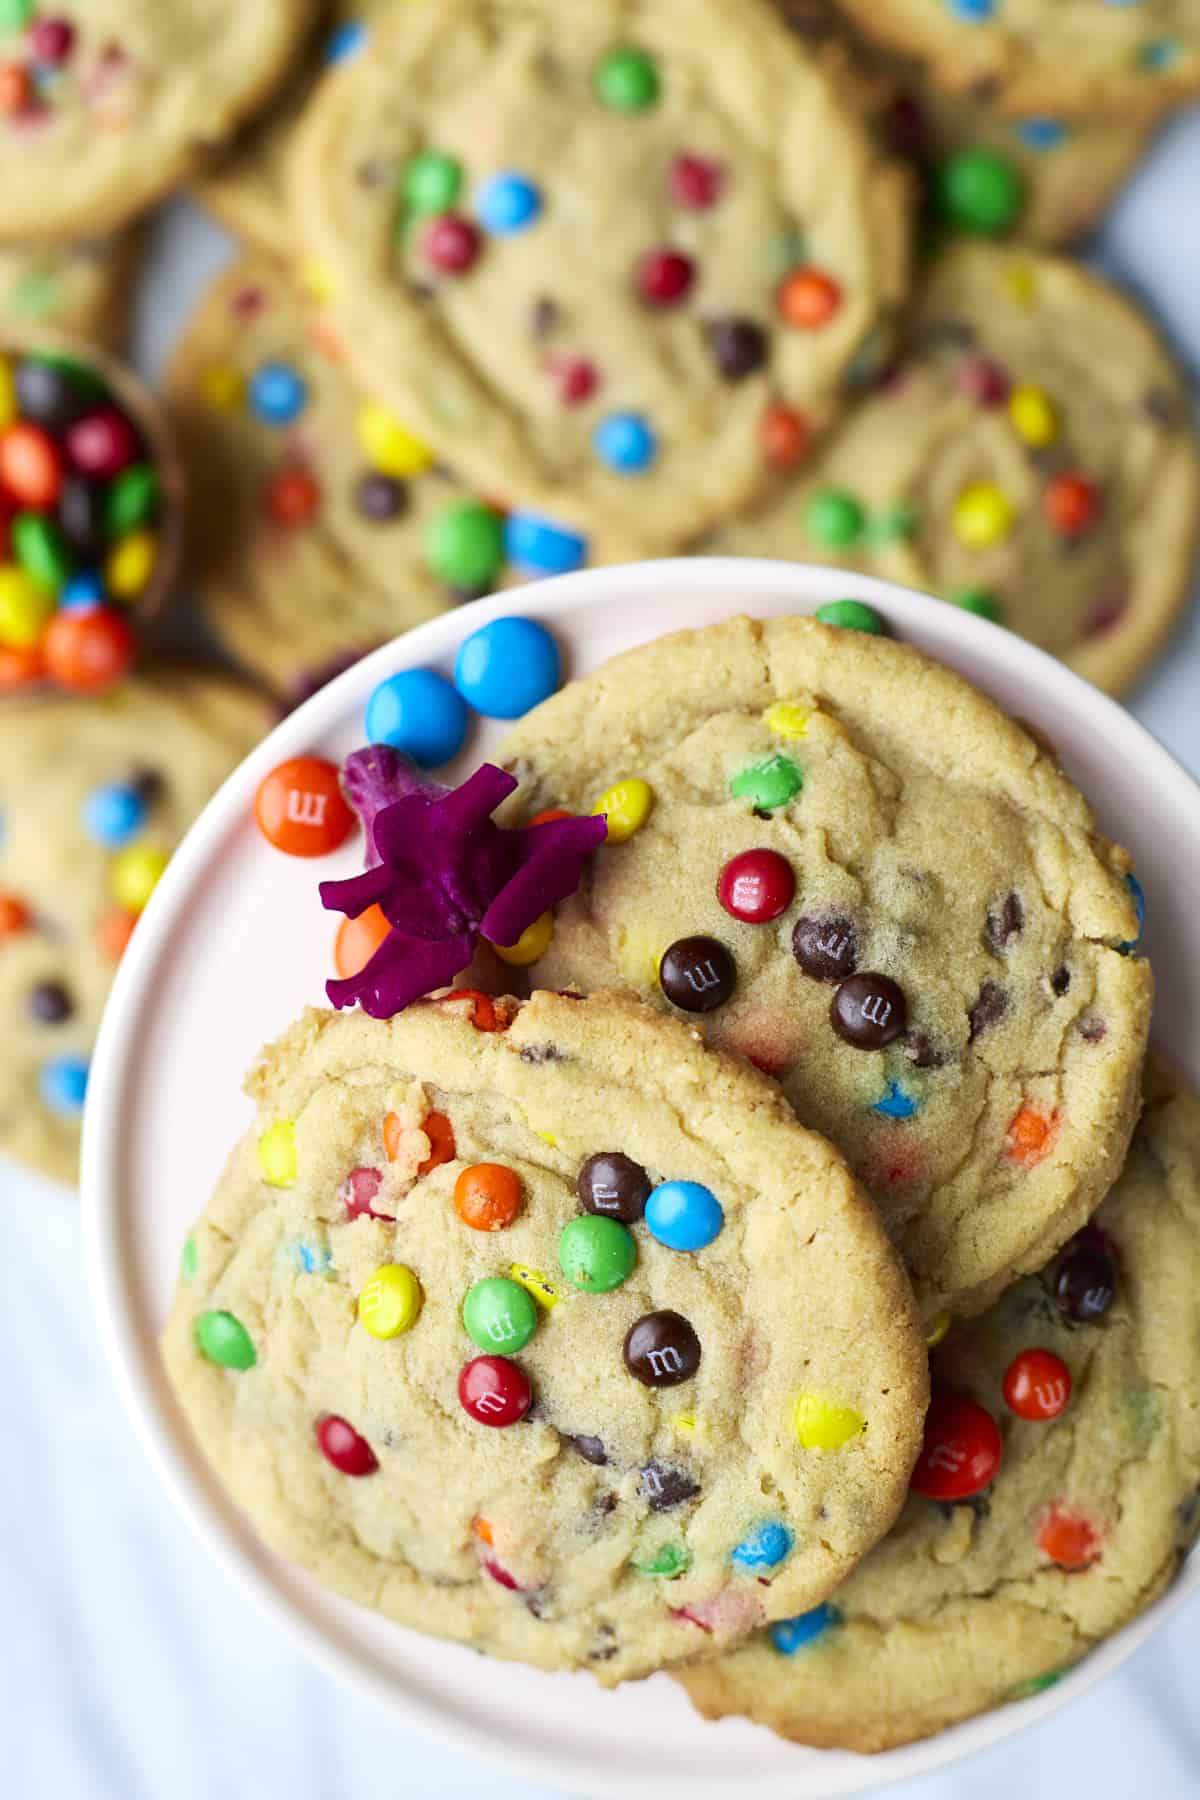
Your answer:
106,528 -> 159,599
1008,385 -> 1058,448
508,1262 -> 560,1310
108,843 -> 168,912
358,1263 -> 423,1338
355,401 -> 433,476
764,700 -> 809,739
199,364 -> 245,412
793,1393 -> 866,1450
0,565 -> 54,648
926,1311 -> 952,1347
491,909 -> 554,966
952,482 -> 1016,550
593,777 -> 653,842
257,1119 -> 297,1188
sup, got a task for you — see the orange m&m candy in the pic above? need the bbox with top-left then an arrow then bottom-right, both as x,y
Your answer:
0,63 -> 32,115
255,756 -> 354,857
0,890 -> 32,941
384,1107 -> 456,1174
442,988 -> 500,1032
95,906 -> 139,962
527,808 -> 573,827
760,404 -> 810,470
334,902 -> 390,978
777,270 -> 841,330
1006,1104 -> 1058,1166
1043,473 -> 1099,537
0,641 -> 44,690
0,421 -> 63,509
42,606 -> 135,693
1037,1503 -> 1100,1569
453,1162 -> 522,1231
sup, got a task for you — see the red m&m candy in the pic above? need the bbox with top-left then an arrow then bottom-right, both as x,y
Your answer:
1002,1348 -> 1071,1420
255,756 -> 355,857
669,154 -> 723,209
263,465 -> 321,527
910,1391 -> 1003,1500
1043,473 -> 1099,537
423,214 -> 481,274
65,406 -> 139,479
638,248 -> 694,307
315,1414 -> 378,1476
42,606 -> 134,692
458,1354 -> 532,1426
717,849 -> 795,923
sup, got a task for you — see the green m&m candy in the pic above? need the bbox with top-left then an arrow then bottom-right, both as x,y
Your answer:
462,1276 -> 539,1353
949,587 -> 1005,623
729,753 -> 803,811
180,1234 -> 198,1281
425,500 -> 505,591
194,1309 -> 256,1370
402,150 -> 463,217
632,1542 -> 692,1578
814,599 -> 887,636
13,512 -> 73,589
804,488 -> 865,549
558,1214 -> 636,1293
106,464 -> 161,536
593,47 -> 660,111
935,149 -> 1023,236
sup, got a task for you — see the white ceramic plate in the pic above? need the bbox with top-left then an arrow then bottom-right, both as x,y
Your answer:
82,559 -> 1200,1800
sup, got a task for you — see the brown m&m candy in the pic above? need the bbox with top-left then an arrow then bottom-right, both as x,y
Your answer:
577,1151 -> 651,1223
792,913 -> 858,982
1053,1234 -> 1117,1323
659,935 -> 735,1013
623,1310 -> 702,1387
830,973 -> 907,1048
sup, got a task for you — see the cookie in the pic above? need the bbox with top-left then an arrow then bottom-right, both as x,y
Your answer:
679,1063 -> 1200,1750
0,1 -> 318,242
778,1 -> 1151,247
0,669 -> 271,1182
288,0 -> 914,550
0,236 -> 138,346
706,244 -> 1200,697
166,253 -> 607,701
198,5 -> 386,257
498,613 -> 1153,1321
829,0 -> 1200,120
162,989 -> 928,1683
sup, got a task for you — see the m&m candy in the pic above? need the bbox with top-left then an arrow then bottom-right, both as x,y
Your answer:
454,1162 -> 523,1231
462,1276 -> 539,1353
1003,1348 -> 1071,1420
454,616 -> 561,719
364,668 -> 468,768
254,756 -> 355,858
645,1179 -> 724,1252
458,1354 -> 533,1426
558,1214 -> 637,1291
194,1309 -> 256,1370
0,347 -> 173,690
315,1413 -> 378,1475
910,1391 -> 1003,1499
717,849 -> 795,923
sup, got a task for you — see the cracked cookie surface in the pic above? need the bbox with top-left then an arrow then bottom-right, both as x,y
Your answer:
287,0 -> 912,550
678,1062 -> 1200,1750
499,614 -> 1153,1319
162,989 -> 927,1683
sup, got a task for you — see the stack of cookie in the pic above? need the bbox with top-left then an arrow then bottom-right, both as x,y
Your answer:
163,608 -> 1200,1750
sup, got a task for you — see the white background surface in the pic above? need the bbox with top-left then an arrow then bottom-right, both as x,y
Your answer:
5,105 -> 1200,1800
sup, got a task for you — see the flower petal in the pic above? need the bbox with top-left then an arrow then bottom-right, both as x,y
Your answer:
480,814 -> 607,947
319,858 -> 395,921
341,746 -> 441,864
326,928 -> 476,1019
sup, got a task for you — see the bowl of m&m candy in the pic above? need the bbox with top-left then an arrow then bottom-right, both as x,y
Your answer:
0,334 -> 183,695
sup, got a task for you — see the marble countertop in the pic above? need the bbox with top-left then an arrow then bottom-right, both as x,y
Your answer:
5,103 -> 1200,1799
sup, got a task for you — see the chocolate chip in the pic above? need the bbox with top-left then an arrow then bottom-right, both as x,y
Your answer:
356,156 -> 392,187
570,1434 -> 608,1465
355,471 -> 409,521
1054,1242 -> 1117,1323
128,766 -> 164,807
519,1041 -> 565,1064
902,1031 -> 945,1069
986,891 -> 1024,952
525,1590 -> 551,1619
792,914 -> 859,983
830,973 -> 906,1048
530,295 -> 561,337
778,0 -> 834,36
29,980 -> 72,1023
705,317 -> 768,381
623,1310 -> 701,1387
578,1151 -> 651,1223
639,1460 -> 700,1511
1051,965 -> 1071,996
658,935 -> 736,1013
968,980 -> 1008,1041
588,1624 -> 618,1661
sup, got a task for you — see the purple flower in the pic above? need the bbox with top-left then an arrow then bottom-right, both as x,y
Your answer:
320,753 -> 605,1019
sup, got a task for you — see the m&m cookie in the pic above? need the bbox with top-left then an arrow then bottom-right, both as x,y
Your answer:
709,244 -> 1200,697
679,1063 -> 1200,1748
287,0 -> 913,548
0,236 -> 138,347
0,338 -> 184,694
499,613 -> 1152,1318
0,0 -> 319,240
162,989 -> 927,1681
0,670 -> 270,1181
167,254 -> 604,700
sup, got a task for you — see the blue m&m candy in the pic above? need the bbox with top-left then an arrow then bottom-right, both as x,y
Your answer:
645,1180 -> 724,1252
593,412 -> 657,474
1015,117 -> 1068,151
83,782 -> 148,848
477,172 -> 543,234
40,1055 -> 89,1115
364,668 -> 468,767
731,1519 -> 795,1572
872,1080 -> 919,1119
503,513 -> 589,577
770,1603 -> 841,1655
59,571 -> 105,611
454,617 -> 561,719
325,18 -> 368,61
248,362 -> 308,426
1119,871 -> 1146,953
